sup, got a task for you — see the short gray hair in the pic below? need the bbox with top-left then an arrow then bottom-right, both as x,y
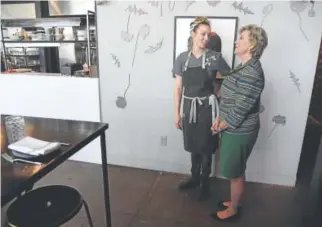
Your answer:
240,24 -> 268,59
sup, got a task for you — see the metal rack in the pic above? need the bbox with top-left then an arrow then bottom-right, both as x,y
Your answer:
1,10 -> 96,71
4,47 -> 41,70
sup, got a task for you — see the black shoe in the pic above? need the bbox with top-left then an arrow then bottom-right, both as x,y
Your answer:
197,180 -> 210,201
216,200 -> 242,210
217,200 -> 228,210
178,177 -> 199,190
210,210 -> 241,222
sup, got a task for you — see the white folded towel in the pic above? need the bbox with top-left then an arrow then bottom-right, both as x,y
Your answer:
8,136 -> 61,156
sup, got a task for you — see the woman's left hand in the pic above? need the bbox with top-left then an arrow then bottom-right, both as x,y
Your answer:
211,116 -> 220,133
218,120 -> 229,130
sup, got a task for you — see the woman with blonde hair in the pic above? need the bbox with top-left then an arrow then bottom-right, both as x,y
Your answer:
172,16 -> 230,200
211,24 -> 268,221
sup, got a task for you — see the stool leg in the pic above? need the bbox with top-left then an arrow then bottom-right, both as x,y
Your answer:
83,200 -> 94,227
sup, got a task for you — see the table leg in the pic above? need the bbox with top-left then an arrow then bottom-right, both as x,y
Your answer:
100,132 -> 112,227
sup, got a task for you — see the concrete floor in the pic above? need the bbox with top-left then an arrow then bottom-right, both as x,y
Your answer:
2,160 -> 304,227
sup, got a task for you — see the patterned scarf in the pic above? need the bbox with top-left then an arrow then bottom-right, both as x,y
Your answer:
190,16 -> 210,32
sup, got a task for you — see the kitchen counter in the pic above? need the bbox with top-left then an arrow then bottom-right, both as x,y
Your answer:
1,71 -> 98,78
1,72 -> 62,77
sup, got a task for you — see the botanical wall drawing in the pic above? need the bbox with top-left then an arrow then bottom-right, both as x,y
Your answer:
186,1 -> 195,11
289,1 -> 309,41
96,0 -> 112,6
268,115 -> 287,138
206,0 -> 221,7
116,24 -> 151,109
260,103 -> 265,114
121,4 -> 148,43
115,73 -> 131,109
308,1 -> 316,17
144,37 -> 164,54
132,24 -> 151,67
111,53 -> 121,68
232,1 -> 254,15
289,70 -> 301,93
261,4 -> 273,27
148,0 -> 176,16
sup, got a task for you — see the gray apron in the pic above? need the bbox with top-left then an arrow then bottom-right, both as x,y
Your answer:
180,51 -> 220,155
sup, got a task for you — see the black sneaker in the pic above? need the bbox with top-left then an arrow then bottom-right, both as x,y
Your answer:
178,177 -> 199,190
197,180 -> 210,201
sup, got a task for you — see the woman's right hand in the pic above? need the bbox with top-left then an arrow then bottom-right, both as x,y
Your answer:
211,116 -> 220,133
175,114 -> 181,129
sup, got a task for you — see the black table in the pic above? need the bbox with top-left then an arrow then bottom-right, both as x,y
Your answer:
1,115 -> 111,227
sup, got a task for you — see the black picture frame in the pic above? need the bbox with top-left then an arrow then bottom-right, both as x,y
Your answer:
172,16 -> 239,78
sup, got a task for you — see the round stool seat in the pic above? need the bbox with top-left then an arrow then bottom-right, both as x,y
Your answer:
7,185 -> 84,227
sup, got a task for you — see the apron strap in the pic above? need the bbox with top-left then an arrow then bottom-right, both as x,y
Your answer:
202,51 -> 206,69
180,87 -> 185,118
184,50 -> 206,71
184,51 -> 192,72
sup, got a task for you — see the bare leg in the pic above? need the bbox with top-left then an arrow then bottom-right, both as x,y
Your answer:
230,175 -> 245,209
217,175 -> 244,219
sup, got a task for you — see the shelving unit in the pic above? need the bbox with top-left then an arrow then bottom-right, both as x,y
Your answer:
5,47 -> 41,71
1,10 -> 96,72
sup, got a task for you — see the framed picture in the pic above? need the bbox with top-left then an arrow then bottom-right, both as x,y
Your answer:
173,16 -> 239,74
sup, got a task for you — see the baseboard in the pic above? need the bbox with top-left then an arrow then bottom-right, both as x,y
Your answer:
70,151 -> 297,187
245,171 -> 296,187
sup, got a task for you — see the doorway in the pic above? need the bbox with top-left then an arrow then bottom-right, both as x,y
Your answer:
296,35 -> 322,199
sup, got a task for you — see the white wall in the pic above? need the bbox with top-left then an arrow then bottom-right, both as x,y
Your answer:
1,3 -> 36,19
0,74 -> 102,164
97,1 -> 322,186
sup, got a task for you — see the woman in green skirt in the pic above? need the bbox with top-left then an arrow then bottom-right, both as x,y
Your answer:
211,24 -> 268,221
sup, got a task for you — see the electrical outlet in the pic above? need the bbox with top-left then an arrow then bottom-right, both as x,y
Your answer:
160,136 -> 167,146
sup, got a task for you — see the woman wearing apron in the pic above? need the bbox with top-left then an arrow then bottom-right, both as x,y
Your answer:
173,17 -> 231,200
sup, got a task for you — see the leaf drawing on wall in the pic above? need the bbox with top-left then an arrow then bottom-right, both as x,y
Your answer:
116,24 -> 151,109
168,0 -> 176,11
121,5 -> 148,43
96,0 -> 112,6
232,1 -> 254,15
126,4 -> 148,16
132,24 -> 150,67
268,115 -> 287,138
206,0 -> 221,7
110,53 -> 121,68
144,37 -> 164,54
148,0 -> 175,16
308,1 -> 316,17
289,70 -> 301,93
261,4 -> 273,27
186,1 -> 195,11
115,73 -> 131,109
290,1 -> 309,41
148,0 -> 163,16
260,103 -> 265,113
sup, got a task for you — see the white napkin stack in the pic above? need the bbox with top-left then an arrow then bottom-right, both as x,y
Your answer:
8,136 -> 61,156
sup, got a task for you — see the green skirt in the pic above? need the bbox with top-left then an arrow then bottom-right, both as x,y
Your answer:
220,130 -> 259,179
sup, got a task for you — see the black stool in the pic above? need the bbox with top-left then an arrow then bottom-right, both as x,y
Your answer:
6,185 -> 94,227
